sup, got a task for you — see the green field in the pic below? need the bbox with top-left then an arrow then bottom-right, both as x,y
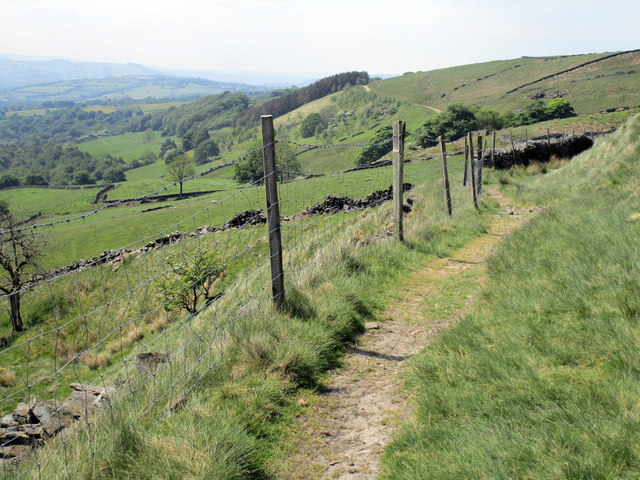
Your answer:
371,50 -> 640,115
76,131 -> 169,163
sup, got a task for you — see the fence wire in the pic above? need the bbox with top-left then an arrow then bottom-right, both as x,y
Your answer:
0,128 -> 485,479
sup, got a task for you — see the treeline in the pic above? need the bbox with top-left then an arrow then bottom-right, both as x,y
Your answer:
235,71 -> 370,126
0,140 -> 153,187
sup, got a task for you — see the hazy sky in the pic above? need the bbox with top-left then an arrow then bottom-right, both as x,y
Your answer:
1,0 -> 639,80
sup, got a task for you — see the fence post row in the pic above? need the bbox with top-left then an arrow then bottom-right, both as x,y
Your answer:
439,136 -> 452,217
261,115 -> 285,306
392,120 -> 406,242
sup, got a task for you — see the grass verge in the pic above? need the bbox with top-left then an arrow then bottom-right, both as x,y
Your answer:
381,114 -> 640,478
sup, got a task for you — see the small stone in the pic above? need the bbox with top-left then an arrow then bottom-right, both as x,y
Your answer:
364,322 -> 381,330
12,402 -> 32,425
134,352 -> 169,374
0,414 -> 17,428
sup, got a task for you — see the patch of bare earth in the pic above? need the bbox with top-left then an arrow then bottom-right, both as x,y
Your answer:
278,191 -> 541,479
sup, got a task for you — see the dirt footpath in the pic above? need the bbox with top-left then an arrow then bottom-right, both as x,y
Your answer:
279,194 -> 540,479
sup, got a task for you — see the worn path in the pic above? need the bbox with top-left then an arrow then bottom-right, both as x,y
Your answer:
279,192 -> 541,479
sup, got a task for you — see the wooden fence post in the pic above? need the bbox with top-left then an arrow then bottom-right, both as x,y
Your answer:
546,128 -> 551,160
439,136 -> 452,217
463,136 -> 469,186
510,129 -> 516,165
392,120 -> 405,242
525,129 -> 528,148
468,132 -> 478,210
476,135 -> 484,197
261,115 -> 285,305
491,131 -> 496,169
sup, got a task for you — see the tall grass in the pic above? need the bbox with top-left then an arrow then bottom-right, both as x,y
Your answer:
381,114 -> 640,479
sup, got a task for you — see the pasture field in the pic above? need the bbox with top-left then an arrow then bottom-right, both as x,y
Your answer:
76,131 -> 168,163
0,187 -> 97,216
371,51 -> 640,114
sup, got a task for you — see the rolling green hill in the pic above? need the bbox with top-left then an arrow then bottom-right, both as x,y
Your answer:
371,50 -> 640,114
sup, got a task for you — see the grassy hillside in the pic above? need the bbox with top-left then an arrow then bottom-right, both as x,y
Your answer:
371,50 -> 640,114
382,115 -> 640,478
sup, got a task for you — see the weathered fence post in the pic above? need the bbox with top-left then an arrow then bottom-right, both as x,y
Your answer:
546,128 -> 551,161
463,136 -> 470,186
439,136 -> 452,217
468,132 -> 478,210
525,129 -> 528,148
510,129 -> 516,165
491,131 -> 496,169
476,135 -> 484,197
261,115 -> 285,305
393,120 -> 405,241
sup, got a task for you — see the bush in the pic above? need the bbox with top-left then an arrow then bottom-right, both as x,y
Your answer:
299,113 -> 327,138
355,125 -> 393,166
103,168 -> 127,183
0,174 -> 20,189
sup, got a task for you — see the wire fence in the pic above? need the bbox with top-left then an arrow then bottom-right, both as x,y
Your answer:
0,121 -> 486,479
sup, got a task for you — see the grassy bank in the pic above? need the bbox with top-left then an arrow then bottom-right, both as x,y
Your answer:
5,149 -> 493,478
381,115 -> 640,478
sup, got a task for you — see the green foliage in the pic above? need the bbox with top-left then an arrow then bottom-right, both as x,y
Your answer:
0,174 -> 20,189
545,97 -> 577,119
233,141 -> 301,184
129,150 -> 157,169
181,125 -> 210,150
159,138 -> 178,159
355,125 -> 393,166
193,138 -> 220,165
163,147 -> 184,164
166,154 -> 195,195
102,167 -> 127,184
416,103 -> 478,146
154,248 -> 222,314
299,112 -> 327,138
73,170 -> 94,185
472,107 -> 504,130
23,174 -> 48,186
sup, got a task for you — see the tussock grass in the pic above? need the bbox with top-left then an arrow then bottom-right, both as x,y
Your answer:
382,114 -> 640,479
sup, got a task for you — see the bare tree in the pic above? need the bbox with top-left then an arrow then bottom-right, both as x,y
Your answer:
0,203 -> 44,333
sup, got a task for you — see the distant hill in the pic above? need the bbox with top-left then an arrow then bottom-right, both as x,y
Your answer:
0,75 -> 270,105
0,57 -> 162,89
370,50 -> 640,115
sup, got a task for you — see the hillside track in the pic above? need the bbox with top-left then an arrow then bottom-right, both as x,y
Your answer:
278,190 -> 541,479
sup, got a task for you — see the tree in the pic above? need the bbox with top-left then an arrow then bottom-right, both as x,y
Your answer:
182,127 -> 210,151
233,141 -> 300,184
167,154 -> 195,197
160,138 -> 178,159
193,138 -> 220,165
545,98 -> 576,120
355,125 -> 393,166
102,167 -> 127,183
299,113 -> 327,138
73,170 -> 94,185
154,248 -> 222,314
23,174 -> 48,186
164,147 -> 184,165
142,128 -> 155,144
0,202 -> 44,333
0,174 -> 20,189
416,104 -> 478,147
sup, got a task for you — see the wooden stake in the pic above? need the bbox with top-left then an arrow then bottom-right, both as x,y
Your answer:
491,131 -> 496,169
392,121 -> 405,242
468,132 -> 478,210
476,135 -> 483,196
439,136 -> 452,217
463,136 -> 469,186
510,129 -> 516,165
261,115 -> 285,305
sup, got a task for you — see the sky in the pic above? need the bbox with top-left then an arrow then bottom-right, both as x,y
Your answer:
1,0 -> 639,82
